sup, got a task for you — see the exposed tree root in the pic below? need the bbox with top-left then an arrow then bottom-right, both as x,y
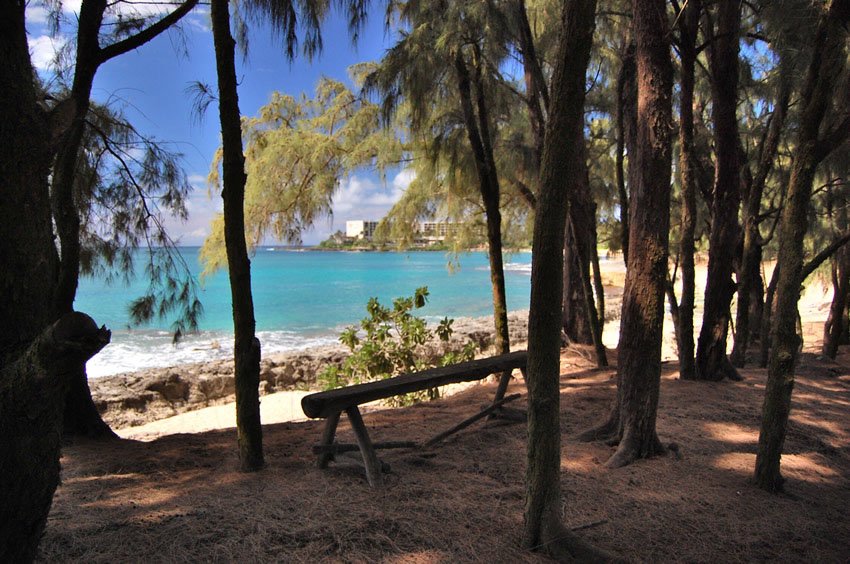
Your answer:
533,518 -> 622,562
605,431 -> 666,469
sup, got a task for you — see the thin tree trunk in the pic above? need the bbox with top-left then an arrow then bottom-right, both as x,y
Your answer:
755,0 -> 850,493
616,39 -> 636,266
523,1 -> 609,558
562,219 -> 593,344
675,0 -> 700,380
731,74 -> 792,367
211,0 -> 264,472
823,245 -> 849,358
695,0 -> 743,382
51,0 -> 196,440
454,50 -> 511,399
577,0 -> 672,469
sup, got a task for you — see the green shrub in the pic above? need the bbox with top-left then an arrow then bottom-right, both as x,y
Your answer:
319,287 -> 477,406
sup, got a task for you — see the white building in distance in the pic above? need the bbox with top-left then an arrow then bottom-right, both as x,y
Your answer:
346,220 -> 379,240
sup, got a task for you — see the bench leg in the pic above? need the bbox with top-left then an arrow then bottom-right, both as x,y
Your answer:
345,406 -> 383,488
317,411 -> 341,469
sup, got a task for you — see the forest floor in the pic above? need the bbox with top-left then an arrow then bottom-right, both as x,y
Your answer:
41,326 -> 850,562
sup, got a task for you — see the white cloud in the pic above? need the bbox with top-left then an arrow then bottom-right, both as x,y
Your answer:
26,5 -> 50,24
28,34 -> 67,71
392,168 -> 416,191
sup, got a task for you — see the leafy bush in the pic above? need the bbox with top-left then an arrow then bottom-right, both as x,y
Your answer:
319,287 -> 477,406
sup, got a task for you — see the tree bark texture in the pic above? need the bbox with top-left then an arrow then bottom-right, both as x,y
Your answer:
211,0 -> 264,472
695,0 -> 743,382
675,0 -> 700,380
755,0 -> 850,493
578,0 -> 672,469
0,314 -> 110,562
523,1 -> 607,559
0,0 -> 58,349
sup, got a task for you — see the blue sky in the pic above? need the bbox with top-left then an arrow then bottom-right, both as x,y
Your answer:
26,1 -> 409,245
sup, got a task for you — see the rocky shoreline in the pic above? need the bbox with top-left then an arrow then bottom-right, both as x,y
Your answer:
91,310 -> 530,429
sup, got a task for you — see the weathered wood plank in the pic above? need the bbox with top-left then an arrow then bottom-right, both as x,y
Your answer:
346,406 -> 383,487
312,441 -> 417,455
301,351 -> 528,419
316,411 -> 341,469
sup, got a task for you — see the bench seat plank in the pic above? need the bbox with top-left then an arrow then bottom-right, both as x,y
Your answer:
301,350 -> 528,419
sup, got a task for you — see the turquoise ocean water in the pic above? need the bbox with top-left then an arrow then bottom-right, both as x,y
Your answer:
76,248 -> 533,377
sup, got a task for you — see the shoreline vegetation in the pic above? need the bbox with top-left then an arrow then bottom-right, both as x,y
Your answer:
92,310 -> 532,430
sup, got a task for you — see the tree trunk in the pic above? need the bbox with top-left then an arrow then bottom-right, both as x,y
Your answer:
577,0 -> 672,469
755,0 -> 850,493
453,49 -> 511,399
51,0 -> 197,440
562,219 -> 593,344
695,0 -> 743,382
1,314 -> 110,562
823,245 -> 850,358
0,4 -> 62,557
51,0 -> 118,440
523,1 -> 609,559
675,0 -> 700,380
615,39 -> 636,266
731,74 -> 792,368
211,0 -> 264,472
562,129 -> 606,369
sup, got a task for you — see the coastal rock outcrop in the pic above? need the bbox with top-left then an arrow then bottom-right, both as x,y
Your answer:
90,311 -> 530,429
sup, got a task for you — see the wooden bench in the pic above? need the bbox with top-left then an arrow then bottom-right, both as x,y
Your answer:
301,350 -> 528,487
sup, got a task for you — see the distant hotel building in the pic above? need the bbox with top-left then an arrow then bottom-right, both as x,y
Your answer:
345,220 -> 379,240
344,219 -> 459,243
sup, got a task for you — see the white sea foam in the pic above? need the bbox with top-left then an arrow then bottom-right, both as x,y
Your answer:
504,261 -> 532,274
87,329 -> 339,378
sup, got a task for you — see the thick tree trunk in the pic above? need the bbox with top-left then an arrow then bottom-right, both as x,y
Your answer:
577,0 -> 672,469
0,4 -> 63,558
755,0 -> 850,493
523,1 -> 609,559
0,1 -> 58,348
211,0 -> 264,472
695,0 -> 743,382
1,314 -> 110,562
675,0 -> 700,380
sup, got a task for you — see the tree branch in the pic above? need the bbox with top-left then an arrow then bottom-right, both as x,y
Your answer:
97,0 -> 199,64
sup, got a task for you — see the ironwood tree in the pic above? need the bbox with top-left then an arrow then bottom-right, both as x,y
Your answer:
1,0 -> 194,556
693,0 -> 743,382
46,0 -> 200,439
755,0 -> 850,492
209,0 -> 265,471
577,0 -> 673,468
523,0 -> 608,558
672,0 -> 700,380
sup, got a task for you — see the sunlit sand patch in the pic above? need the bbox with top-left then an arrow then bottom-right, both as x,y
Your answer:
703,422 -> 758,445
